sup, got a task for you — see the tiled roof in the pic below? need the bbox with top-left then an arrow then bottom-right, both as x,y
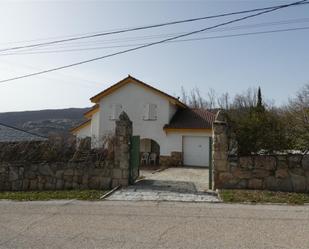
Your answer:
0,123 -> 47,143
164,108 -> 216,129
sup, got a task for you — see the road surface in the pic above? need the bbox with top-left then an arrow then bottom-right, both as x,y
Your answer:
0,200 -> 308,249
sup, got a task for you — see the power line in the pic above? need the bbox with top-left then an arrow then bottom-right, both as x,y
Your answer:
1,26 -> 307,56
0,58 -> 101,87
0,0 -> 308,53
3,26 -> 309,56
0,0 -> 306,84
4,16 -> 309,55
2,19 -> 309,56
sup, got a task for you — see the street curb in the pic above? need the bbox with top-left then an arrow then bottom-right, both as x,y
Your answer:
100,186 -> 120,200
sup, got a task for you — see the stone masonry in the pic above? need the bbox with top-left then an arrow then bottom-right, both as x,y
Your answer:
212,111 -> 309,193
112,112 -> 132,188
160,152 -> 183,167
0,111 -> 132,191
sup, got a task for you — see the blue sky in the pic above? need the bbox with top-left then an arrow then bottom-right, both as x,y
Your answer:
0,0 -> 308,112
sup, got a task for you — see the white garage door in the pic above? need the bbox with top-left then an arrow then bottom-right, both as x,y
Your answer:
183,136 -> 210,167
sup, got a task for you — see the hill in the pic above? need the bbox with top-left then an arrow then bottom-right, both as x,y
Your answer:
0,108 -> 90,137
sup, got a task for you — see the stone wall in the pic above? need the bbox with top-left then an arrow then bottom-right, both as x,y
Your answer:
0,161 -> 114,191
160,152 -> 183,167
213,111 -> 309,193
0,111 -> 132,191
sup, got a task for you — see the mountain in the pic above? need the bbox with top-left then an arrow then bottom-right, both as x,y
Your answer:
0,108 -> 90,137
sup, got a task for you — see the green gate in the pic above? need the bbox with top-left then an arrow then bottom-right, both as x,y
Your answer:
209,137 -> 213,190
129,135 -> 140,184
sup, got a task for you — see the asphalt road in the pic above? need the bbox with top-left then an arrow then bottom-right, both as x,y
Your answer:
0,200 -> 309,249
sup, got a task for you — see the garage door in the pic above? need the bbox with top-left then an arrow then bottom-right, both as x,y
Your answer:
183,136 -> 210,167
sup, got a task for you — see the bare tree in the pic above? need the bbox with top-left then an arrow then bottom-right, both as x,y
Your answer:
206,88 -> 216,109
284,84 -> 309,151
231,87 -> 258,109
217,92 -> 230,110
180,86 -> 217,109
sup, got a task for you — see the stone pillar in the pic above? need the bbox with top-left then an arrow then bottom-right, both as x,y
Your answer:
112,112 -> 132,188
212,111 -> 229,190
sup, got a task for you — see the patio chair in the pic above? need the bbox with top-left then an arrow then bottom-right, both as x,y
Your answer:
141,152 -> 149,165
149,153 -> 157,165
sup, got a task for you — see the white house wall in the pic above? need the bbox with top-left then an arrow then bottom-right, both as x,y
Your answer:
97,82 -> 180,155
168,102 -> 177,121
90,111 -> 100,146
75,124 -> 91,139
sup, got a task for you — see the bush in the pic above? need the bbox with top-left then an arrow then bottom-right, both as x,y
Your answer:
227,107 -> 291,155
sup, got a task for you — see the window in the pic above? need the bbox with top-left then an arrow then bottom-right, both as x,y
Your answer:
109,104 -> 122,120
143,103 -> 157,120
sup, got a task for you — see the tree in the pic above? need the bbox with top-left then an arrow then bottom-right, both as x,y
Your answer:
256,87 -> 265,113
217,92 -> 230,110
180,86 -> 216,109
227,87 -> 290,155
283,84 -> 309,151
231,87 -> 258,110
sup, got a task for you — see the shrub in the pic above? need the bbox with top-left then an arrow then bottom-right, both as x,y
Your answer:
227,105 -> 291,156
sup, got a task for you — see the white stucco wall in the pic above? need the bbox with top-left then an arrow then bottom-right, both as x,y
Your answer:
168,102 -> 177,121
96,81 -> 181,155
97,82 -> 170,150
89,111 -> 100,147
75,124 -> 91,139
90,112 -> 99,137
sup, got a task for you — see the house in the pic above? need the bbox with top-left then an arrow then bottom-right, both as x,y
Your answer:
71,75 -> 215,167
0,122 -> 47,143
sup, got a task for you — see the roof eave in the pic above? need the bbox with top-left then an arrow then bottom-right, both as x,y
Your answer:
70,119 -> 91,133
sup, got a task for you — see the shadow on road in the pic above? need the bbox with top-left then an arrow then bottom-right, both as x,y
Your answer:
135,179 -> 198,194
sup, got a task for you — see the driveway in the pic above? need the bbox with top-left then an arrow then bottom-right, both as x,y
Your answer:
107,167 -> 217,202
0,200 -> 309,249
140,167 -> 210,192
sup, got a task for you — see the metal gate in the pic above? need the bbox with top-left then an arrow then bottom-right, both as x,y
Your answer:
209,137 -> 213,189
129,135 -> 140,184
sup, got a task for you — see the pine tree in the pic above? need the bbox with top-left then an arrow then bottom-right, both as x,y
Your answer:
256,86 -> 265,112
257,87 -> 262,108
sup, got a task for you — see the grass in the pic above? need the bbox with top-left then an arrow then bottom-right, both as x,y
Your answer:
0,190 -> 107,201
220,189 -> 309,205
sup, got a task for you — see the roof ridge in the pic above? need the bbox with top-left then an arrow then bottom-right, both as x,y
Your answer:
90,75 -> 188,108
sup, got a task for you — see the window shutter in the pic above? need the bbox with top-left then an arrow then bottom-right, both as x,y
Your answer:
143,103 -> 157,120
149,104 -> 157,120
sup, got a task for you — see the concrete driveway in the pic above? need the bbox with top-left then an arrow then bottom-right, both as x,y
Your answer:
106,167 -> 216,202
0,200 -> 309,249
140,167 -> 210,192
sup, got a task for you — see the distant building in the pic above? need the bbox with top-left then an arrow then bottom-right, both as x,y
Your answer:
0,123 -> 47,143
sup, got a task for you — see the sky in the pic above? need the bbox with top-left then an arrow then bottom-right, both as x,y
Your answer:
0,0 -> 308,112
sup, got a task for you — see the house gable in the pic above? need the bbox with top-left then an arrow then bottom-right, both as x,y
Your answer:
90,75 -> 187,108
